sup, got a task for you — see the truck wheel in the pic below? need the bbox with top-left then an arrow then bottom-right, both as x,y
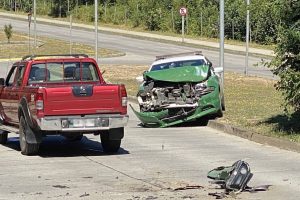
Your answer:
100,132 -> 121,153
19,116 -> 39,155
0,131 -> 8,144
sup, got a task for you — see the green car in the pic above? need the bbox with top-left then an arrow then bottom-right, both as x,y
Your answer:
131,51 -> 224,128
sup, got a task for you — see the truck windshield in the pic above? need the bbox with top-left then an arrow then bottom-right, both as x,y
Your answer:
28,62 -> 99,83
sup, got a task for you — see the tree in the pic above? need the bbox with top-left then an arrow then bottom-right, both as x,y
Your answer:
4,24 -> 13,43
269,0 -> 300,111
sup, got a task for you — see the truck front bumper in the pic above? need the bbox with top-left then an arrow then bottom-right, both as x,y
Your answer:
37,114 -> 129,131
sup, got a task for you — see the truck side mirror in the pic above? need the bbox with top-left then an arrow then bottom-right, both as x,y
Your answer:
0,78 -> 5,86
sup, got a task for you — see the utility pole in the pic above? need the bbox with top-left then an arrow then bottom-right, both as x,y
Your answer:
69,14 -> 72,54
245,0 -> 250,76
34,0 -> 37,48
220,0 -> 224,71
95,0 -> 98,63
67,0 -> 70,13
28,12 -> 32,54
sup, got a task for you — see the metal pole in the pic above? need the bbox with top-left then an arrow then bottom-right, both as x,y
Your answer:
34,0 -> 36,48
69,15 -> 72,54
182,15 -> 185,42
67,0 -> 70,13
245,0 -> 250,76
220,0 -> 224,70
200,12 -> 203,37
95,0 -> 98,63
171,8 -> 174,32
28,24 -> 31,54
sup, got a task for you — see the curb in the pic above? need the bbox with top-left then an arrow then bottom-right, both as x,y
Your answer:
207,120 -> 300,153
128,98 -> 300,153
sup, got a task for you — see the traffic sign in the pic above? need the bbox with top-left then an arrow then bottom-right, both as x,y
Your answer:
179,7 -> 187,16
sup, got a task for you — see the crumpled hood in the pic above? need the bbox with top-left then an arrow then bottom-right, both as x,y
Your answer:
145,65 -> 209,82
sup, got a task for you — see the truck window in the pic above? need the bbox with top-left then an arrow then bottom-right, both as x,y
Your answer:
82,62 -> 99,81
16,65 -> 26,86
6,66 -> 17,86
28,62 -> 99,83
47,62 -> 63,82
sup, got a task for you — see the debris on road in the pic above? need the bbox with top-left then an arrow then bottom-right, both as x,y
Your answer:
207,160 -> 270,199
174,185 -> 204,191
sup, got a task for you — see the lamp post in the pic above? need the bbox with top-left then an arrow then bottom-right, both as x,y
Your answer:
245,0 -> 250,76
28,12 -> 32,54
219,0 -> 224,71
95,0 -> 98,63
33,0 -> 37,48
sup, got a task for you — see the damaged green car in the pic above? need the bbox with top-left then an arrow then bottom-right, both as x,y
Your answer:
132,52 -> 225,128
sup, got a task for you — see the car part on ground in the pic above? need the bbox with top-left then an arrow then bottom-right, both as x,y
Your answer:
207,160 -> 271,199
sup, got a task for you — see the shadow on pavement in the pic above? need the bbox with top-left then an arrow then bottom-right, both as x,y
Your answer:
4,135 -> 129,157
135,116 -> 211,128
262,111 -> 300,134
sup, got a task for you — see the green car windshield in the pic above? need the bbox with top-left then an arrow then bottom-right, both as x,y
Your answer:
150,59 -> 205,71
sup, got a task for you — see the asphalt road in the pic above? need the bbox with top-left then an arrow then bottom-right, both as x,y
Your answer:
0,17 -> 275,79
0,103 -> 299,200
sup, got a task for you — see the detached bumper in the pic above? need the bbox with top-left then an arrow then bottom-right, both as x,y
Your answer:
37,114 -> 129,131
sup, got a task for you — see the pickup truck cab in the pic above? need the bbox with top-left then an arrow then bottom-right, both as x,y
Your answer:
0,54 -> 128,155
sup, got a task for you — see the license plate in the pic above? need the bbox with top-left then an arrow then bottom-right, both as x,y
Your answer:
85,119 -> 95,127
72,119 -> 84,128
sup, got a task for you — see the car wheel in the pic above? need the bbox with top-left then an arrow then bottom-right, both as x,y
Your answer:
100,131 -> 121,153
63,134 -> 83,141
19,116 -> 39,155
0,130 -> 8,144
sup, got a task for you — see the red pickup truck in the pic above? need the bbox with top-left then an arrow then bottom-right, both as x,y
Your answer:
0,54 -> 128,155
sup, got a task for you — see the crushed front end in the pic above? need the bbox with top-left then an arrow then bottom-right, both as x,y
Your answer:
132,65 -> 222,127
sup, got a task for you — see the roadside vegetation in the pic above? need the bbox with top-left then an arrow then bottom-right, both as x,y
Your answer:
101,65 -> 300,143
0,0 -> 279,49
0,30 -> 122,59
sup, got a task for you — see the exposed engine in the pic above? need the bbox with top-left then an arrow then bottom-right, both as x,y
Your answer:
137,80 -> 214,112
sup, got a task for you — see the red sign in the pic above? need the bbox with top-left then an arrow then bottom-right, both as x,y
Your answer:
179,7 -> 187,16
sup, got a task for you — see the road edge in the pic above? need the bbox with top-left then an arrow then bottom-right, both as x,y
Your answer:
208,120 -> 300,153
128,96 -> 300,153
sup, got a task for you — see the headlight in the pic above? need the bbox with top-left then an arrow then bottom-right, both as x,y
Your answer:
195,81 -> 208,91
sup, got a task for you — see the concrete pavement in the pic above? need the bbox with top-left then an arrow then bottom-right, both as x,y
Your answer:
0,103 -> 299,200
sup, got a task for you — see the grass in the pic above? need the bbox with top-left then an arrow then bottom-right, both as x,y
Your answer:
0,31 -> 123,59
101,65 -> 300,143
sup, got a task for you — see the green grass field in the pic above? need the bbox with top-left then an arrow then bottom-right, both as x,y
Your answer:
0,31 -> 123,59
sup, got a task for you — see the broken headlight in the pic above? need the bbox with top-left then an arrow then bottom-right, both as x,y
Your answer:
195,81 -> 208,91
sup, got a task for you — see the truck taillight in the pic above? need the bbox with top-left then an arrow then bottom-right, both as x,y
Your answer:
35,93 -> 44,111
120,84 -> 127,107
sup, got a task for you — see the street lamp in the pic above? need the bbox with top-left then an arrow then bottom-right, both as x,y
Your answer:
245,0 -> 250,76
28,11 -> 32,54
34,0 -> 37,48
95,0 -> 98,63
219,0 -> 224,71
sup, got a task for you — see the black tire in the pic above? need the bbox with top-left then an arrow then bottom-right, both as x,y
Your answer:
0,131 -> 8,144
63,134 -> 83,141
19,116 -> 40,155
100,131 -> 121,153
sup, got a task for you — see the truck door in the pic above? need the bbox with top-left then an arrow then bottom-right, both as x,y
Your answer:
1,64 -> 26,124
